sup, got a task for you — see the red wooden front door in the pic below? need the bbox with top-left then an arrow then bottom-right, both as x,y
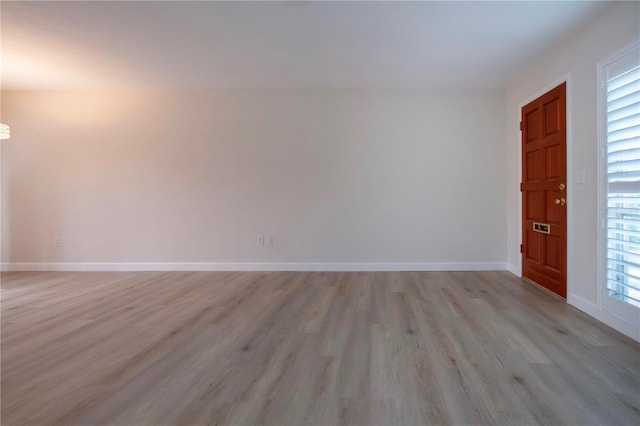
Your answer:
521,83 -> 567,298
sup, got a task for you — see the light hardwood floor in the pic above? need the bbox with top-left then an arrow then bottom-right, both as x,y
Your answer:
1,271 -> 639,425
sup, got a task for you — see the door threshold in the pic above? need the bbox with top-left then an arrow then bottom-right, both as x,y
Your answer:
521,277 -> 567,301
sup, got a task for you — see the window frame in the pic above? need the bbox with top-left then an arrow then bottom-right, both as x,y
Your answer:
597,42 -> 640,326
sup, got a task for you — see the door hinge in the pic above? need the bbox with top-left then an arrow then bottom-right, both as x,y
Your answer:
520,182 -> 523,192
520,244 -> 524,253
520,121 -> 523,131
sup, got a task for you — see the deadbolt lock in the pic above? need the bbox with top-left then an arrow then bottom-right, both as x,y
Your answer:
559,184 -> 565,191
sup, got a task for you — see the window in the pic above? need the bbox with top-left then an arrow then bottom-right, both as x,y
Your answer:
600,45 -> 640,310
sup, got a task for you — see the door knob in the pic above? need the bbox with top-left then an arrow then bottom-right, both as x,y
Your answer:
559,184 -> 565,190
555,198 -> 566,206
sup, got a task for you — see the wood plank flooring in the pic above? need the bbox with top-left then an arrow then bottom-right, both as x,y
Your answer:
1,271 -> 638,425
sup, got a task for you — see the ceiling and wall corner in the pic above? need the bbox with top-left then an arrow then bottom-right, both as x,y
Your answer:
1,1 -> 613,91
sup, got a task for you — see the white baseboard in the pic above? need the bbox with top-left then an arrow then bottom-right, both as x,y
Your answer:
1,261 -> 508,272
568,293 -> 639,342
506,263 -> 521,277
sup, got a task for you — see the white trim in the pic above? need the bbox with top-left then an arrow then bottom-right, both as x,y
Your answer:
517,73 -> 572,297
566,75 -> 574,304
518,74 -> 572,109
0,261 -> 508,272
597,47 -> 608,313
568,292 -> 640,342
507,263 -> 521,277
596,41 -> 640,332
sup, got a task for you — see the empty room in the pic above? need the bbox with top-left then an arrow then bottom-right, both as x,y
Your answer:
1,1 -> 639,425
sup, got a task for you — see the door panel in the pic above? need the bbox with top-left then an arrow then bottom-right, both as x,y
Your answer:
544,146 -> 562,179
527,192 -> 544,219
545,236 -> 560,270
526,230 -> 542,263
522,83 -> 567,298
526,150 -> 542,180
526,109 -> 540,140
544,98 -> 560,135
546,192 -> 563,224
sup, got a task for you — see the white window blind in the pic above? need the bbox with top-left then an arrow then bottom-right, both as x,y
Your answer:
605,46 -> 640,308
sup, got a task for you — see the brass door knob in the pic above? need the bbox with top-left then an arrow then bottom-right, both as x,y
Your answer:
555,198 -> 566,206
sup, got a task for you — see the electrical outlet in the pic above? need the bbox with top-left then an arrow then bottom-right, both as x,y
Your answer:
256,235 -> 265,246
54,236 -> 62,247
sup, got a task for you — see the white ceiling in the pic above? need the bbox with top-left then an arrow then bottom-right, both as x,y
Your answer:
1,0 -> 613,90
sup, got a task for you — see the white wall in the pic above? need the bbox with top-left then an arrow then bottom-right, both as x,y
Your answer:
1,89 -> 506,269
506,1 -> 639,337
